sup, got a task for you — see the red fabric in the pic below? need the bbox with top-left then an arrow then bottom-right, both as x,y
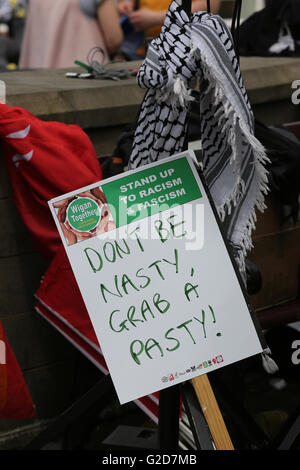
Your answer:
36,245 -> 99,346
0,321 -> 36,419
0,103 -> 103,259
0,103 -> 103,419
0,103 -> 164,419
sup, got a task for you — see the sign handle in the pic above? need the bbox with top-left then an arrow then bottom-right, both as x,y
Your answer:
191,375 -> 234,450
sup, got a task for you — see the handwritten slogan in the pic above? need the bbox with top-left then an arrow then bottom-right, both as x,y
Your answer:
49,153 -> 263,404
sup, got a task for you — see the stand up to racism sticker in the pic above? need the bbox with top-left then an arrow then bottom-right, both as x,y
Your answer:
49,151 -> 264,404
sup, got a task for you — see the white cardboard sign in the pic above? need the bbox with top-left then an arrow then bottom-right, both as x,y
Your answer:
49,151 -> 263,404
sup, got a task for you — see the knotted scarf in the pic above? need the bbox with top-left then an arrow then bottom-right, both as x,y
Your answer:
129,0 -> 270,275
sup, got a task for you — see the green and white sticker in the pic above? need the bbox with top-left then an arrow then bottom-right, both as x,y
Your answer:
67,197 -> 101,232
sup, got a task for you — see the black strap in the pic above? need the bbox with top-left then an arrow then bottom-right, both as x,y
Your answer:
180,0 -> 243,66
182,0 -> 192,16
231,0 -> 242,62
182,0 -> 211,15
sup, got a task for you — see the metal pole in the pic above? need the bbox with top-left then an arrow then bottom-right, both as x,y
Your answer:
158,386 -> 181,449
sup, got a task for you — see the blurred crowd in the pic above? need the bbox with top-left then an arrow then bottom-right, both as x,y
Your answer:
0,0 -> 221,71
1,1 -> 300,71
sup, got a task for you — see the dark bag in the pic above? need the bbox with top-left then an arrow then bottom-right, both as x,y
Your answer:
254,120 -> 300,224
239,0 -> 300,57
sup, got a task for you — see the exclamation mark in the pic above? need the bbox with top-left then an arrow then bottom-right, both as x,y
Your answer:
209,305 -> 222,337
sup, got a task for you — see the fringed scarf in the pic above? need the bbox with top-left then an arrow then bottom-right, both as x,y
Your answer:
128,0 -> 270,276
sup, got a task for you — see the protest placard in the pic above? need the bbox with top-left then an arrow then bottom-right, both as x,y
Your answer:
49,151 -> 264,404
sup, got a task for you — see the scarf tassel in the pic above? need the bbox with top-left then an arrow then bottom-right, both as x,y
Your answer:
193,45 -> 271,265
261,349 -> 279,375
156,69 -> 195,111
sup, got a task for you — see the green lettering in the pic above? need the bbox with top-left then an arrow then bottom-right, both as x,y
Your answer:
167,214 -> 186,238
209,305 -> 216,323
103,242 -> 116,263
135,268 -> 151,289
122,274 -> 139,295
153,293 -> 170,314
184,282 -> 200,301
130,340 -> 144,365
148,260 -> 165,280
194,310 -> 206,338
141,299 -> 155,321
109,310 -> 129,333
100,276 -> 122,303
165,328 -> 180,352
154,219 -> 169,243
145,338 -> 164,360
84,247 -> 103,273
177,320 -> 197,344
129,226 -> 144,252
127,305 -> 144,327
163,248 -> 179,273
115,239 -> 131,258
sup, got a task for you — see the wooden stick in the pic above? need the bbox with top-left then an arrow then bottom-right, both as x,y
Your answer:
192,374 -> 234,450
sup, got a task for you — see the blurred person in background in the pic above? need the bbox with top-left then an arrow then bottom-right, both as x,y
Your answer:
0,0 -> 27,70
19,0 -> 123,69
79,0 -> 123,57
0,0 -> 13,24
120,0 -> 221,37
117,0 -> 221,59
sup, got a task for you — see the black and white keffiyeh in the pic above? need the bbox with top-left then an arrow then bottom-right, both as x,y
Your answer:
128,0 -> 270,275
